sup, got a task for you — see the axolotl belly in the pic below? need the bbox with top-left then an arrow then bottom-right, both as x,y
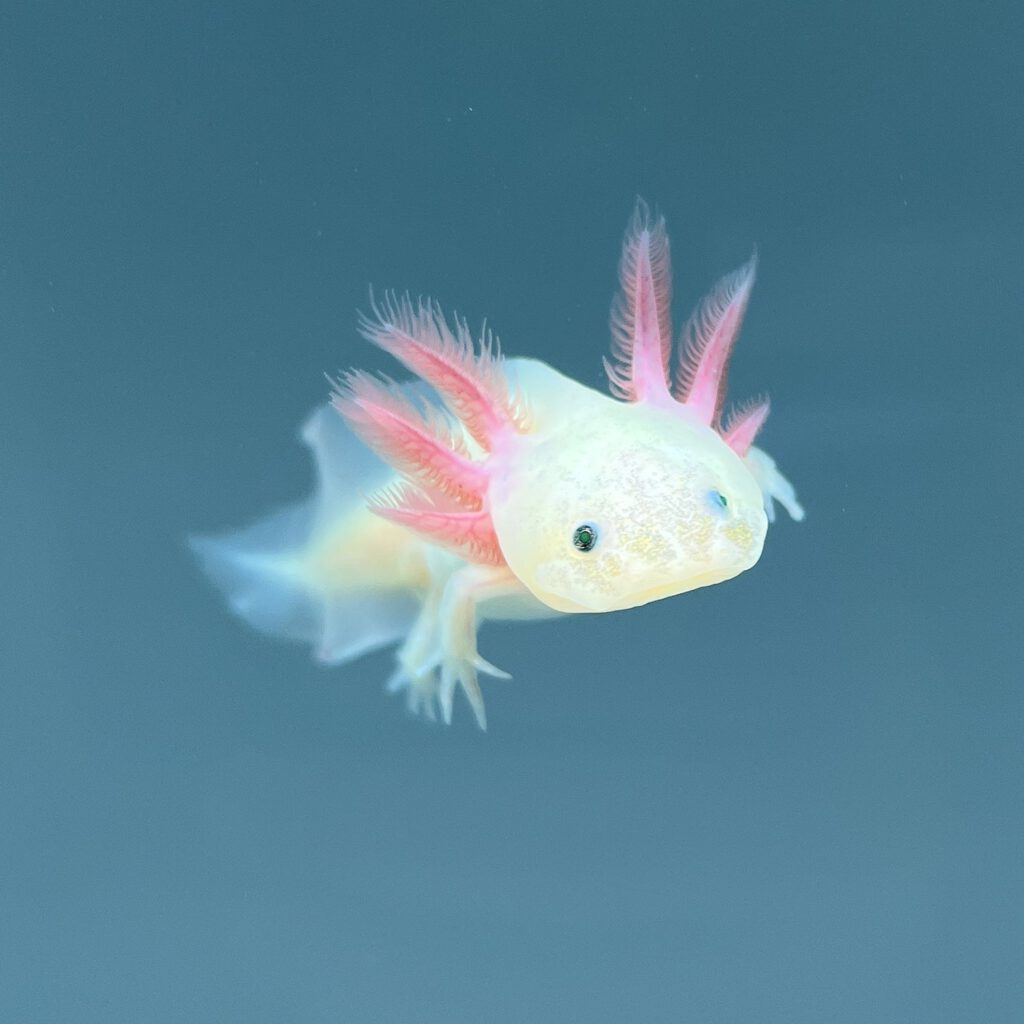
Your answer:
193,203 -> 804,728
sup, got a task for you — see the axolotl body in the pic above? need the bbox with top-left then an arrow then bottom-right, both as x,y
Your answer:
194,205 -> 804,728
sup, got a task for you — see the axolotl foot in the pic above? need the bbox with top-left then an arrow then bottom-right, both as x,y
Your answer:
386,662 -> 441,722
387,639 -> 510,731
386,565 -> 519,730
436,645 -> 511,730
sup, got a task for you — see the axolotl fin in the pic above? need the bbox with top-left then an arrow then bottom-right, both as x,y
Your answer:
191,402 -> 425,666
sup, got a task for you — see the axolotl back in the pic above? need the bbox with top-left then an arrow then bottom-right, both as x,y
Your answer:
193,204 -> 804,728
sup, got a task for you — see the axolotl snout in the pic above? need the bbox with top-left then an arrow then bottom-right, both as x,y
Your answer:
193,204 -> 804,728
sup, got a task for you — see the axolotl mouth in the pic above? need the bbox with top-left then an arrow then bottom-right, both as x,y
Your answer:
531,561 -> 758,615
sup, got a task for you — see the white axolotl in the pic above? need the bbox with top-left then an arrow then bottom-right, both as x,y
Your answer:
193,204 -> 804,728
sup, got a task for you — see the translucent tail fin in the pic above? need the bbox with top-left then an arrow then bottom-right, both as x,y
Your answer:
190,501 -> 320,646
191,403 -> 419,665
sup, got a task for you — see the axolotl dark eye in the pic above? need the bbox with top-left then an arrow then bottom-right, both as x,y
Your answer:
572,523 -> 598,552
708,490 -> 729,511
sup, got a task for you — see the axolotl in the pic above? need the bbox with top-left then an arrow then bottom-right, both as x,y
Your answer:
193,204 -> 804,728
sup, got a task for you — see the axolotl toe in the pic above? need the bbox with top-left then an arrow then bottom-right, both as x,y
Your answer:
193,202 -> 804,728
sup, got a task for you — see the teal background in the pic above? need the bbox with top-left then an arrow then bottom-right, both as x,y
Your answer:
2,2 -> 1021,1021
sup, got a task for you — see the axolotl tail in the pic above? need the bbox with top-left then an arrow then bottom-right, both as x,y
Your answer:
191,403 -> 430,667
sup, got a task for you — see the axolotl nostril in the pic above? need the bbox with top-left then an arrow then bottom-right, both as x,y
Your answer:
193,202 -> 804,729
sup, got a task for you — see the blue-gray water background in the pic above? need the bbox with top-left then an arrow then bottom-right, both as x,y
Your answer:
3,3 -> 1022,1021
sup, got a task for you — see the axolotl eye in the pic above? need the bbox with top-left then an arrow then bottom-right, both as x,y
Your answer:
572,523 -> 598,552
708,490 -> 729,511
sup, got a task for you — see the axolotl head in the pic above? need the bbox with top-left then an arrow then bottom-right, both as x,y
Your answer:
341,206 -> 799,620
490,397 -> 768,615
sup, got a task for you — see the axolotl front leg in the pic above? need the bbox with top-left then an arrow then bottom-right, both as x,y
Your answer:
390,563 -> 525,728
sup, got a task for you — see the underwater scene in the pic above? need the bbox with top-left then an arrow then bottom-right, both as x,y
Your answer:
3,3 -> 1021,1021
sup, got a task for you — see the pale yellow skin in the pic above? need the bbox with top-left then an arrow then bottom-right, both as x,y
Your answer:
195,327 -> 802,729
196,357 -> 797,729
196,363 -> 802,731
